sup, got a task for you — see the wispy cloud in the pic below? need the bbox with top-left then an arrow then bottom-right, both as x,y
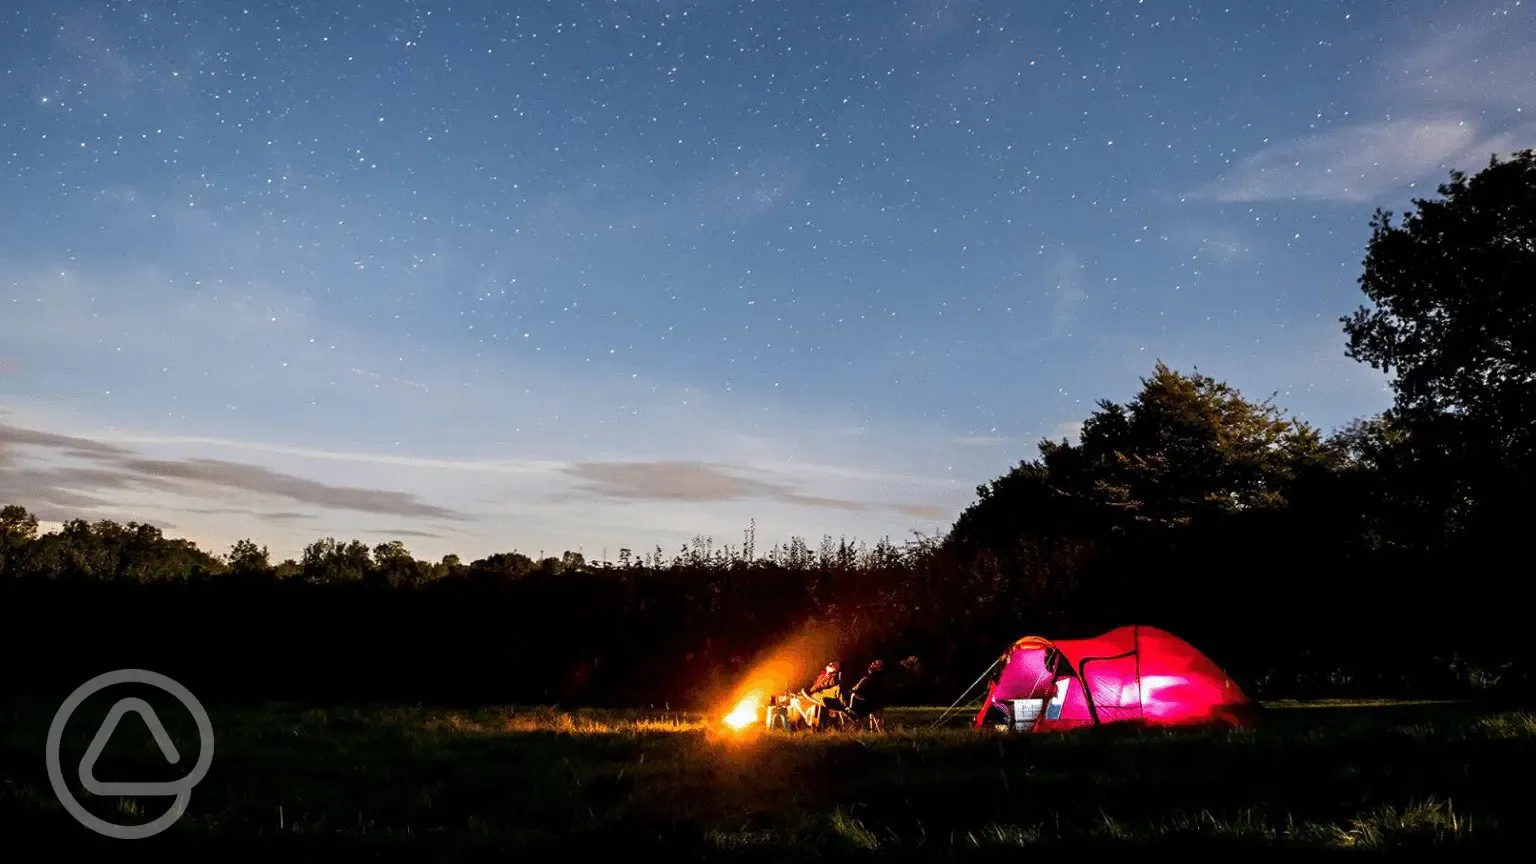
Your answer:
0,406 -> 970,558
0,420 -> 470,525
1163,221 -> 1252,263
1192,117 -> 1480,204
950,435 -> 1010,447
1191,5 -> 1536,205
895,503 -> 949,520
1050,249 -> 1087,333
558,459 -> 938,518
83,431 -> 566,477
367,527 -> 444,539
564,460 -> 790,503
120,457 -> 468,521
1386,10 -> 1536,112
256,512 -> 311,523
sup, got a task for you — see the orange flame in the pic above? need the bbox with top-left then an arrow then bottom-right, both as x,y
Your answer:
722,693 -> 761,729
713,620 -> 839,731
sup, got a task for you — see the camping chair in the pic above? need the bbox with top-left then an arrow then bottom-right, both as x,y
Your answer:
849,706 -> 885,732
826,701 -> 870,731
844,691 -> 886,732
797,688 -> 849,731
786,692 -> 821,730
813,688 -> 885,732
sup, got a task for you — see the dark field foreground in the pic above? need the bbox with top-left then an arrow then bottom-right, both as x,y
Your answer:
2,697 -> 1531,859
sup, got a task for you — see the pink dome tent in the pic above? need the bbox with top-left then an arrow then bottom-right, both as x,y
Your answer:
972,625 -> 1258,732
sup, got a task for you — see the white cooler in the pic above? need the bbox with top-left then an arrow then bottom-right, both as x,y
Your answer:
1009,698 -> 1044,730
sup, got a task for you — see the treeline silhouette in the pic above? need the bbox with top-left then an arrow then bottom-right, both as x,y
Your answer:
4,151 -> 1534,709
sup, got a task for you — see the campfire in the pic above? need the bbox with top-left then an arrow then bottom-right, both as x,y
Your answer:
722,692 -> 762,730
712,621 -> 838,733
721,691 -> 805,731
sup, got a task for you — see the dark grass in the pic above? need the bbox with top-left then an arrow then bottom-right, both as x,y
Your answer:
1,697 -> 1530,860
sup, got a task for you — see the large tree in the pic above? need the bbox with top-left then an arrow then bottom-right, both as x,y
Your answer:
1341,149 -> 1536,541
946,362 -> 1335,552
0,504 -> 40,576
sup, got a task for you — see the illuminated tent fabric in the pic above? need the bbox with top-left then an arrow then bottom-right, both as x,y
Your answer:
972,625 -> 1257,731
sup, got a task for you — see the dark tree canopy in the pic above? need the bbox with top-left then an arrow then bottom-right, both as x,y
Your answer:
1342,149 -> 1536,538
1344,149 -> 1536,416
945,361 -> 1335,551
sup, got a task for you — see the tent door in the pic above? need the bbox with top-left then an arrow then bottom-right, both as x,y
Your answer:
1044,676 -> 1069,720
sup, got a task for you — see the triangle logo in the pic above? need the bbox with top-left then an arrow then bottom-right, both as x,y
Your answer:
78,697 -> 184,797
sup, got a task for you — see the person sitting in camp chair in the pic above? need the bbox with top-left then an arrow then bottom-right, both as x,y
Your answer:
799,659 -> 845,730
845,660 -> 888,731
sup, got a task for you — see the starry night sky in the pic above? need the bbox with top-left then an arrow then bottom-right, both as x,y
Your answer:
2,0 -> 1532,561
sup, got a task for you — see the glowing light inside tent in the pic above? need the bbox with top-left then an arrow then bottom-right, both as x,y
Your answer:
1138,674 -> 1186,702
974,625 -> 1256,731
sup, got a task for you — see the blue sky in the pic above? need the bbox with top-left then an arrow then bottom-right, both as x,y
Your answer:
2,0 -> 1532,562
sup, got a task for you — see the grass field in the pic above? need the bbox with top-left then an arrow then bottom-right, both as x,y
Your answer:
2,696 -> 1530,858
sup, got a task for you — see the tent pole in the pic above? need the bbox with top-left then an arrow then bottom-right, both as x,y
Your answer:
1134,624 -> 1143,723
929,654 -> 1002,729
